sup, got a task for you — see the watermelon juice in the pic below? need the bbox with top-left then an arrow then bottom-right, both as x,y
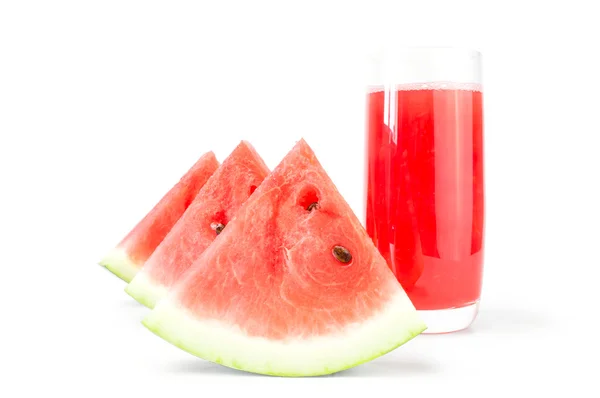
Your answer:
365,81 -> 484,332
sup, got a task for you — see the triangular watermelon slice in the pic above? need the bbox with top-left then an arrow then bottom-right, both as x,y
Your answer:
125,141 -> 270,308
99,151 -> 219,282
142,139 -> 426,376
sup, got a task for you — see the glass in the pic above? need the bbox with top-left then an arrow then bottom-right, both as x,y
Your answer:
364,47 -> 484,333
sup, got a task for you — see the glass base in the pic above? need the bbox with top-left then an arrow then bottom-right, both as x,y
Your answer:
418,301 -> 480,334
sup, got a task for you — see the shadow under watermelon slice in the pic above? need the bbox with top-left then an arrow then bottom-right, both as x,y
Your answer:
142,139 -> 427,376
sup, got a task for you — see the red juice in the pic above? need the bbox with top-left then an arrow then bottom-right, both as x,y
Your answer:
365,85 -> 484,310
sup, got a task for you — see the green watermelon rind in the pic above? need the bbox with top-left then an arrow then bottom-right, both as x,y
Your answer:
125,271 -> 168,309
99,248 -> 140,283
142,290 -> 427,377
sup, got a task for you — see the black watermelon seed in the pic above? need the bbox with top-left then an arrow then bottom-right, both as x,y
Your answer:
332,246 -> 352,264
214,223 -> 225,235
307,202 -> 319,212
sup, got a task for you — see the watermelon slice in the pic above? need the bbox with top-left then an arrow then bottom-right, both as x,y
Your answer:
142,139 -> 426,376
99,152 -> 219,282
125,141 -> 270,308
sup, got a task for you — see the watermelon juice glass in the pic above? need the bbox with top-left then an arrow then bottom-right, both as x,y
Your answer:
365,48 -> 484,333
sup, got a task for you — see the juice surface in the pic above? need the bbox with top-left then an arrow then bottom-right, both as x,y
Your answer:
365,86 -> 484,310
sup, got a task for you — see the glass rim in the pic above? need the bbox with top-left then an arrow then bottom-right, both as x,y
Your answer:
368,46 -> 483,86
376,46 -> 482,58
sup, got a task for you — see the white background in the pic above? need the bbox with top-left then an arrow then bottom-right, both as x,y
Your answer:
1,0 -> 598,396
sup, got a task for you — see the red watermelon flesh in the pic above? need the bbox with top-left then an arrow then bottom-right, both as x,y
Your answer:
142,139 -> 426,376
125,141 -> 270,308
99,151 -> 219,282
